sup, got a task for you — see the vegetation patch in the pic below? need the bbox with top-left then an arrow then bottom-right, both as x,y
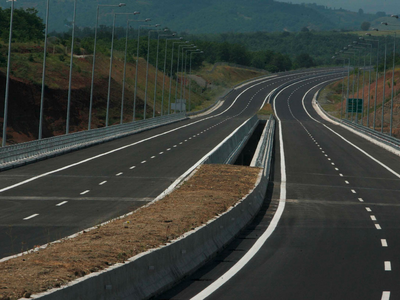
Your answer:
0,164 -> 261,300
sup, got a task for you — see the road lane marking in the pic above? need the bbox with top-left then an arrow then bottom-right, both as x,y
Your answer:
366,207 -> 372,212
141,160 -> 147,163
129,166 -> 136,170
371,215 -> 377,221
375,224 -> 382,230
167,148 -> 171,151
358,198 -> 364,202
159,152 -> 164,155
351,189 -> 356,193
331,162 -> 335,165
151,156 -> 156,159
116,172 -> 123,176
385,261 -> 391,271
190,72 -> 297,300
23,214 -> 39,220
335,168 -> 339,171
56,201 -> 68,207
381,239 -> 388,247
345,181 -> 349,184
80,190 -> 90,195
339,174 -> 343,177
99,181 -> 107,185
381,291 -> 390,300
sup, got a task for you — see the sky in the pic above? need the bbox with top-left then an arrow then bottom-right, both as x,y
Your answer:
276,0 -> 399,15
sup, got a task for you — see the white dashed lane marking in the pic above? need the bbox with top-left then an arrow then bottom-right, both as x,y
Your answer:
80,190 -> 90,195
375,224 -> 382,230
385,261 -> 392,271
351,189 -> 356,194
99,181 -> 107,185
370,215 -> 377,221
116,172 -> 123,176
56,201 -> 68,207
365,207 -> 372,212
381,239 -> 388,247
23,214 -> 39,220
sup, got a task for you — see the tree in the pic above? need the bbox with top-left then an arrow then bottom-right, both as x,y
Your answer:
361,22 -> 371,31
294,53 -> 316,69
358,8 -> 364,15
301,27 -> 310,32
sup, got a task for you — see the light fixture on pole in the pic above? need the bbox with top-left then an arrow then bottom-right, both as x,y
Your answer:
88,3 -> 126,130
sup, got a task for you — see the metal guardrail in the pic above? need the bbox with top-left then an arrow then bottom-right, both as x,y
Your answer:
0,113 -> 187,170
252,115 -> 275,170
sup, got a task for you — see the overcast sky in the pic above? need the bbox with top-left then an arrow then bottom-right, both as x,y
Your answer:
276,0 -> 399,15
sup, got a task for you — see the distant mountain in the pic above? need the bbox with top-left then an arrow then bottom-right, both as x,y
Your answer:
0,0 -> 387,33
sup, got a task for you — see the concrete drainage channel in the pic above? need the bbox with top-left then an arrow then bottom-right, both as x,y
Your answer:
29,115 -> 275,300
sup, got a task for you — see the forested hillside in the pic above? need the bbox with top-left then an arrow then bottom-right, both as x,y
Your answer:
0,0 -> 386,34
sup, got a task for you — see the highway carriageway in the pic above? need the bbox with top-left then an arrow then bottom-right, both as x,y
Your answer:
157,73 -> 399,300
0,68 -> 344,261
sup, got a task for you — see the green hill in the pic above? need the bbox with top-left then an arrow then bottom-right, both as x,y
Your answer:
0,0 -> 388,34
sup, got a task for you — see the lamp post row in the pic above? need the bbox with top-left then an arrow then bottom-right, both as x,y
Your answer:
333,15 -> 399,137
2,1 -> 203,146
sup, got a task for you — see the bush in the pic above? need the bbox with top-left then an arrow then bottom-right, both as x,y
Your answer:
59,55 -> 65,62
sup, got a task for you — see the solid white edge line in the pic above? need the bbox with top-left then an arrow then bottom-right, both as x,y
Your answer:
56,201 -> 68,207
23,214 -> 39,220
381,291 -> 390,300
0,75 -> 287,194
190,72 -> 289,300
303,85 -> 400,180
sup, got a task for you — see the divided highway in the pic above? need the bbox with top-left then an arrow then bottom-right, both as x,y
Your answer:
158,74 -> 400,300
0,69 -> 344,259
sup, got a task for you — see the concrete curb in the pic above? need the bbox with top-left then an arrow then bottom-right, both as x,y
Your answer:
28,116 -> 273,300
31,169 -> 268,300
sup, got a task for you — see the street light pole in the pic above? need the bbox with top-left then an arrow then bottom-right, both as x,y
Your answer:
189,51 -> 203,112
181,46 -> 196,101
116,12 -> 140,125
144,24 -> 161,119
174,42 -> 190,112
38,0 -> 50,140
89,3 -> 126,130
168,41 -> 186,114
2,0 -> 15,147
183,48 -> 198,101
161,36 -> 181,115
66,0 -> 77,134
133,21 -> 152,121
152,29 -> 172,118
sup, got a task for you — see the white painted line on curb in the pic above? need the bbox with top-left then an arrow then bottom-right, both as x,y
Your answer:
80,190 -> 90,195
56,201 -> 68,207
381,291 -> 390,300
381,239 -> 388,247
385,261 -> 392,271
190,76 -> 289,300
23,214 -> 39,220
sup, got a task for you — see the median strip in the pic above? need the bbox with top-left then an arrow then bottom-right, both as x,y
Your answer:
0,164 -> 260,300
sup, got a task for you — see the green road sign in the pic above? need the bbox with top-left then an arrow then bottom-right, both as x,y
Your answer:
346,98 -> 363,113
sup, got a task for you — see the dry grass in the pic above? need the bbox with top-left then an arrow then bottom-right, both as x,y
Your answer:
258,103 -> 274,116
0,164 -> 261,300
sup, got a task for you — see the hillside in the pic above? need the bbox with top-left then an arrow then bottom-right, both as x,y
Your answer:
0,0 -> 387,34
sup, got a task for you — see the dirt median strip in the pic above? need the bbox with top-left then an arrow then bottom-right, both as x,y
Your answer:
0,164 -> 261,300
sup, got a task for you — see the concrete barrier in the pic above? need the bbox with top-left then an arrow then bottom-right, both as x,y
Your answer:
30,116 -> 275,300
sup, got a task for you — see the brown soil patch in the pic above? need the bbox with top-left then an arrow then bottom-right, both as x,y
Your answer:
0,164 -> 261,300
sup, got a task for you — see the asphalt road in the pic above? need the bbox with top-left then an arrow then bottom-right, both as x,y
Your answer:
0,69 -> 344,259
157,74 -> 400,300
